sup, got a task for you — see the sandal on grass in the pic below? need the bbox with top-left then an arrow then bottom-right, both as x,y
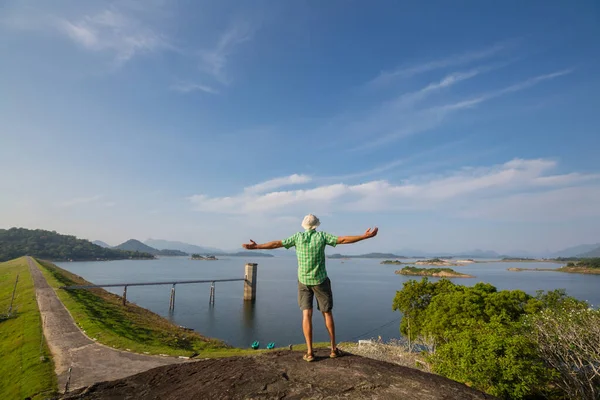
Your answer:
330,348 -> 343,358
303,353 -> 315,362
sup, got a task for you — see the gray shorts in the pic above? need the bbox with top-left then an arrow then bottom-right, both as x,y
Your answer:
298,277 -> 333,312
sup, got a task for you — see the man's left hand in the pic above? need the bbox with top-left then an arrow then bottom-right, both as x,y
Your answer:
243,240 -> 258,249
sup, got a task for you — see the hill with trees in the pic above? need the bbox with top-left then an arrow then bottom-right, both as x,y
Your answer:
0,228 -> 154,262
579,246 -> 600,258
550,243 -> 600,258
92,240 -> 111,248
114,239 -> 188,256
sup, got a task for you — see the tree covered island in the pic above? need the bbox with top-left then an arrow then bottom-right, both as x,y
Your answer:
396,266 -> 474,278
508,258 -> 600,274
191,254 -> 218,260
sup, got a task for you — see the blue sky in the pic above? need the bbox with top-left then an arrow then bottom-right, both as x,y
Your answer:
1,0 -> 599,254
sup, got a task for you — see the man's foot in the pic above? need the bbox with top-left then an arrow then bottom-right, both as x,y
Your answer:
330,348 -> 343,358
303,353 -> 315,362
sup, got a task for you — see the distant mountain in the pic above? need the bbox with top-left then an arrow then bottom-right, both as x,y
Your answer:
92,240 -> 111,248
329,253 -> 407,259
551,243 -> 600,258
228,251 -> 274,257
115,239 -> 157,253
453,249 -> 500,258
115,239 -> 188,256
395,249 -> 501,259
144,239 -> 225,255
579,246 -> 600,258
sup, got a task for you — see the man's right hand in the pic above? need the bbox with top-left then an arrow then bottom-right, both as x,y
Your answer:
364,227 -> 378,239
242,240 -> 258,250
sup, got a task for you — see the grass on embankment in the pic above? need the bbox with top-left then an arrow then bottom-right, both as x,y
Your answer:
37,259 -> 237,357
36,260 -> 332,358
0,257 -> 57,399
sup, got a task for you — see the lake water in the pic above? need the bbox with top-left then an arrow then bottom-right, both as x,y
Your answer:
56,257 -> 600,349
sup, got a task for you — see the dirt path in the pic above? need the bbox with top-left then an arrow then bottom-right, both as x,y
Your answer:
64,349 -> 496,400
27,257 -> 183,393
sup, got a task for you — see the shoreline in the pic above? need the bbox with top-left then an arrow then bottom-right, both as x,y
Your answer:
508,266 -> 600,275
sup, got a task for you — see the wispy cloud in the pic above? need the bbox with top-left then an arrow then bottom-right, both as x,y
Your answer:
2,4 -> 171,64
350,69 -> 573,151
244,174 -> 312,193
59,195 -> 102,207
199,20 -> 255,85
368,42 -> 507,87
169,81 -> 219,94
55,9 -> 169,63
188,159 -> 600,219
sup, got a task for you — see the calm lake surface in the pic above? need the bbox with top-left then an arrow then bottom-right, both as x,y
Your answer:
57,257 -> 600,348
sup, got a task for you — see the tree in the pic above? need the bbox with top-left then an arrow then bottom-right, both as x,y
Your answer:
393,279 -> 556,398
526,301 -> 600,399
431,319 -> 552,399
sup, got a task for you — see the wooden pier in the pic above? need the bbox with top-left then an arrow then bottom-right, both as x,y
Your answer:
60,263 -> 259,310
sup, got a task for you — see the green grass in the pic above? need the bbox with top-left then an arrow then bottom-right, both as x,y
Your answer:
37,259 -> 234,358
0,257 -> 57,399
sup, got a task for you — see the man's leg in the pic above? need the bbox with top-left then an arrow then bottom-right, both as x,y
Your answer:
322,311 -> 336,350
302,309 -> 313,355
298,281 -> 314,357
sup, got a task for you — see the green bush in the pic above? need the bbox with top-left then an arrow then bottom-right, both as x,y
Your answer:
431,319 -> 552,399
392,279 -> 574,398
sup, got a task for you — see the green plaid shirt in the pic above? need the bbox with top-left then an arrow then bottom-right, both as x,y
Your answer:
282,230 -> 338,285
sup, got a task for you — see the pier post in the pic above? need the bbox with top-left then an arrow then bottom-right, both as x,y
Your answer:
122,285 -> 127,306
209,282 -> 215,305
169,284 -> 176,311
244,263 -> 258,301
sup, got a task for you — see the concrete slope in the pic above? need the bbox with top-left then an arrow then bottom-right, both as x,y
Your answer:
27,257 -> 183,393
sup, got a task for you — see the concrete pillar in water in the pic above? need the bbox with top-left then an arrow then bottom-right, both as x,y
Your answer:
169,284 -> 176,311
244,263 -> 258,301
209,281 -> 215,305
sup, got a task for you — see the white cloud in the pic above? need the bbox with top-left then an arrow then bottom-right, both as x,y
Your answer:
368,42 -> 507,86
244,174 -> 312,193
169,82 -> 219,94
55,9 -> 169,63
188,159 -> 600,219
199,20 -> 255,85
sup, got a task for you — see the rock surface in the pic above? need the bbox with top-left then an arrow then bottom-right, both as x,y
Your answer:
64,349 -> 496,400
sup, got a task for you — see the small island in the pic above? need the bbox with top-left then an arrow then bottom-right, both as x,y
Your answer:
396,266 -> 474,278
414,258 -> 466,266
191,254 -> 218,260
501,257 -> 538,262
381,260 -> 404,265
508,258 -> 600,275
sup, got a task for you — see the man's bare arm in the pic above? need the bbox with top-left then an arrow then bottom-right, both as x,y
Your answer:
337,227 -> 378,245
242,239 -> 283,250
